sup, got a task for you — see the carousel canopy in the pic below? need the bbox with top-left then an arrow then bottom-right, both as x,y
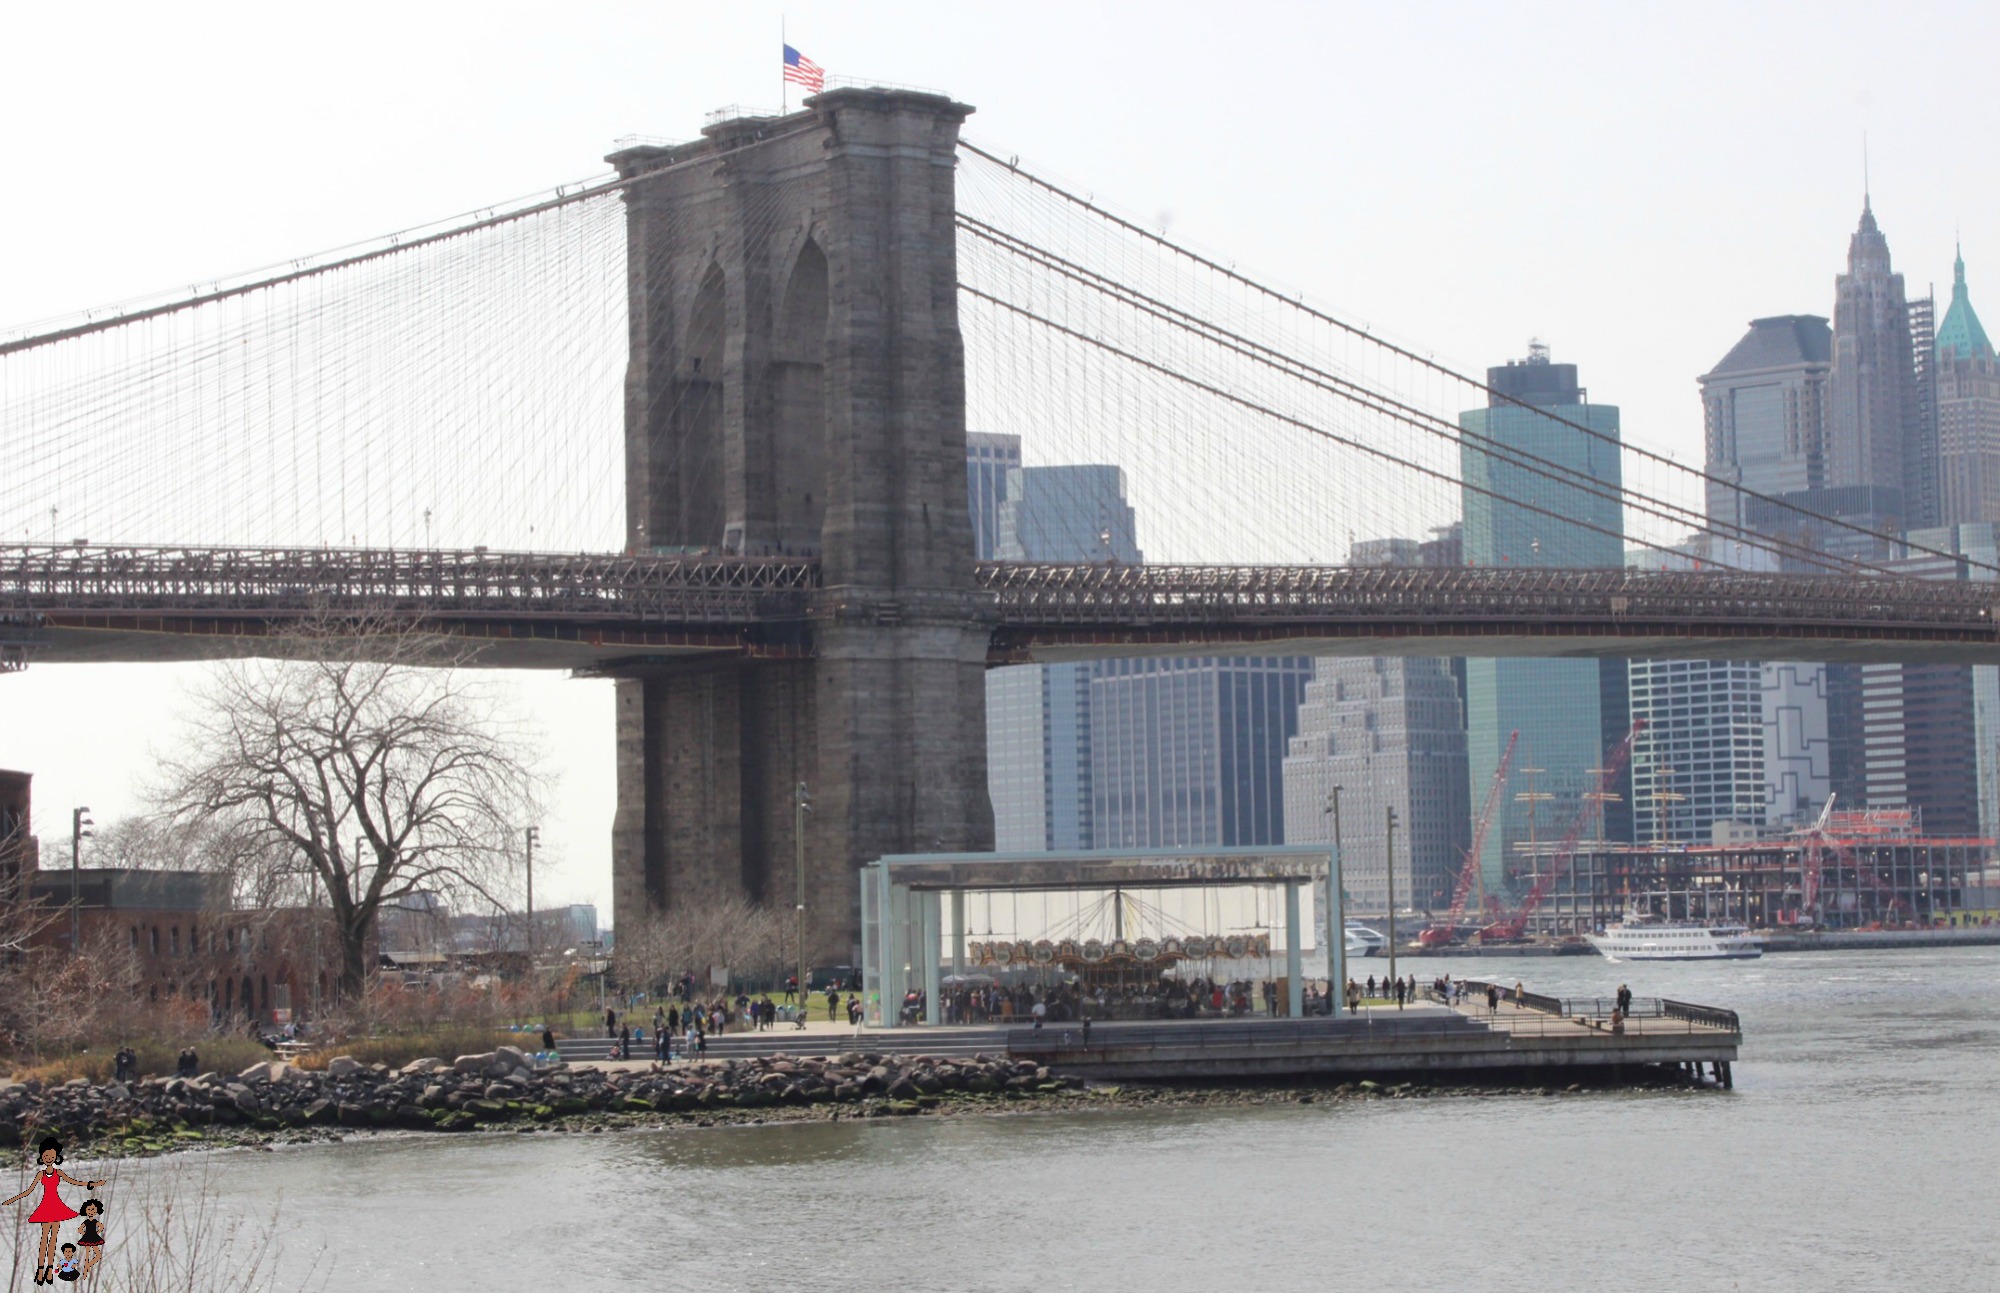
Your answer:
870,846 -> 1332,893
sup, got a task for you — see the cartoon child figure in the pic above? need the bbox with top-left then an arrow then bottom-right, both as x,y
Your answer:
75,1197 -> 107,1280
2,1136 -> 105,1287
54,1244 -> 79,1282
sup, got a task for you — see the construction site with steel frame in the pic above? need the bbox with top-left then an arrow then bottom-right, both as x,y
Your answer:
1509,807 -> 2000,937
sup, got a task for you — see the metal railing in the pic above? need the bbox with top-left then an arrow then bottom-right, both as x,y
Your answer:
1450,979 -> 1739,1033
979,564 -> 2000,637
0,544 -> 819,626
1662,999 -> 1742,1031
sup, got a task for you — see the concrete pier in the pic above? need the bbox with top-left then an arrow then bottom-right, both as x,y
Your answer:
1007,995 -> 1740,1084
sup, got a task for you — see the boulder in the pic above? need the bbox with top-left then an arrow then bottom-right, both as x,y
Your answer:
399,1057 -> 445,1076
326,1057 -> 364,1079
238,1061 -> 274,1084
494,1045 -> 529,1070
453,1052 -> 496,1075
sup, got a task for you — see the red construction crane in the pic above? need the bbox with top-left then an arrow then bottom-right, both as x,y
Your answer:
1484,719 -> 1645,941
1419,729 -> 1518,948
1789,796 -> 1914,927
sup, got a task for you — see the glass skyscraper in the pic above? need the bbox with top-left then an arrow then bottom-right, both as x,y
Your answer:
978,459 -> 1140,851
1459,345 -> 1627,895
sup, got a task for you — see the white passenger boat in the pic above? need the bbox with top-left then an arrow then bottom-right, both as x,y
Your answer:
1345,923 -> 1387,958
1586,912 -> 1763,962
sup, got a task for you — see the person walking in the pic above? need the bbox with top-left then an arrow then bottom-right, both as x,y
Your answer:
618,1023 -> 631,1060
541,1026 -> 556,1056
605,1007 -> 617,1039
1513,981 -> 1526,1010
1485,984 -> 1499,1015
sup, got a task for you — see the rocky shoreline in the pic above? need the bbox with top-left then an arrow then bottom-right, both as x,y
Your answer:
0,1045 -> 1709,1158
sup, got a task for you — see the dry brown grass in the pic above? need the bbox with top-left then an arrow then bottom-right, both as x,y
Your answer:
6,1037 -> 274,1085
286,1025 -> 510,1072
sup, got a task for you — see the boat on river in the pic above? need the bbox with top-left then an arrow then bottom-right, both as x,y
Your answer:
1345,922 -> 1387,958
1586,911 -> 1764,962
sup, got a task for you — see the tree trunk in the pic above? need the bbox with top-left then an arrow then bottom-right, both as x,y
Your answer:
337,912 -> 373,1000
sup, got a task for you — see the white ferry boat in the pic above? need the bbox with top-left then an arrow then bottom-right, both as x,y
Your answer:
1586,913 -> 1763,962
1345,922 -> 1387,958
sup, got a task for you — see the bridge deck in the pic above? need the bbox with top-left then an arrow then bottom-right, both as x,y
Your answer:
4,544 -> 1995,667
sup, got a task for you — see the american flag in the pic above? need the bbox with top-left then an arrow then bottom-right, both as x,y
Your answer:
783,44 -> 824,94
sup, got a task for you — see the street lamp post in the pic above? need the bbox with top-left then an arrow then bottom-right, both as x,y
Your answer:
69,807 -> 92,954
794,782 -> 810,1010
524,825 -> 539,969
1385,806 -> 1399,988
1324,784 -> 1343,1016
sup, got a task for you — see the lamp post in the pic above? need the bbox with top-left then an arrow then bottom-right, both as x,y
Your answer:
524,825 -> 539,968
1324,784 -> 1343,1016
1385,806 -> 1399,987
69,807 -> 92,954
794,782 -> 810,1009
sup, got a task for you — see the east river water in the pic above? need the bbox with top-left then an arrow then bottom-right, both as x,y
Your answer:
102,946 -> 2000,1292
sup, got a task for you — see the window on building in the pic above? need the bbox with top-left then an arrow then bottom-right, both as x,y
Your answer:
150,927 -> 159,955
171,927 -> 180,956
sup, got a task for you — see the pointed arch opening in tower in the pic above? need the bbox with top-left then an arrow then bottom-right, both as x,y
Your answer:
659,262 -> 728,550
769,237 -> 829,557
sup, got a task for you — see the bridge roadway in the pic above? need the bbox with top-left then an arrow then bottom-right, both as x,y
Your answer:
2,543 -> 1996,668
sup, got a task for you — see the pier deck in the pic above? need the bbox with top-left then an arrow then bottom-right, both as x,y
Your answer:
1006,993 -> 1740,1085
557,990 -> 1740,1088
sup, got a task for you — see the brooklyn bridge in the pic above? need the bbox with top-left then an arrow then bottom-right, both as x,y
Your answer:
5,87 -> 1995,957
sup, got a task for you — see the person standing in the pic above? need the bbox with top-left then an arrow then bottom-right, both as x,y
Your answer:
605,1007 -> 617,1039
1513,981 -> 1526,1010
618,1023 -> 631,1060
1486,984 -> 1499,1015
1616,983 -> 1633,1016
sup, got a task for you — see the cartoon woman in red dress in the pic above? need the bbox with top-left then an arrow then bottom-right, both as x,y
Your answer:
3,1137 -> 104,1286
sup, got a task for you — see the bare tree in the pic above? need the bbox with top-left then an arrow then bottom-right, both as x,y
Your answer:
154,624 -> 542,999
617,881 -> 787,995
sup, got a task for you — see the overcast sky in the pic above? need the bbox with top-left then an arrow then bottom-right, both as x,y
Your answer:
3,0 -> 1994,915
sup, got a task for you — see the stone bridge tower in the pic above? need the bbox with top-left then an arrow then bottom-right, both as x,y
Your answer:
607,90 -> 993,964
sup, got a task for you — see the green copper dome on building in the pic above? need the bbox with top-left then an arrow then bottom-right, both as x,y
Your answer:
1935,244 -> 1993,359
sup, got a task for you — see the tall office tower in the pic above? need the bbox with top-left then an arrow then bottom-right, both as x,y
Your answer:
1699,315 -> 1831,535
1829,198 -> 1932,528
1459,345 -> 1628,896
1861,524 -> 2000,839
965,432 -> 1022,560
1935,249 -> 2000,527
1761,662 -> 1833,825
1626,660 -> 1766,843
1693,321 -> 1844,831
1091,656 -> 1315,849
978,459 -> 1141,851
1282,546 -> 1469,915
996,464 -> 1140,563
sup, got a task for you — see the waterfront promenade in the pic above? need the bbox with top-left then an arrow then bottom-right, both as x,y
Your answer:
560,989 -> 1739,1087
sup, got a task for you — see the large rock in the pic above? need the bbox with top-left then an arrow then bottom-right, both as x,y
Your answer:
453,1052 -> 496,1075
399,1057 -> 445,1076
326,1056 -> 364,1079
494,1045 -> 529,1071
238,1061 -> 274,1084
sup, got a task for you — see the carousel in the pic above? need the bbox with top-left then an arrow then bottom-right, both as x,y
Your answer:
860,844 -> 1342,1027
958,890 -> 1281,1019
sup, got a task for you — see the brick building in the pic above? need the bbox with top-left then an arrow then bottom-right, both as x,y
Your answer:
21,863 -> 348,1025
